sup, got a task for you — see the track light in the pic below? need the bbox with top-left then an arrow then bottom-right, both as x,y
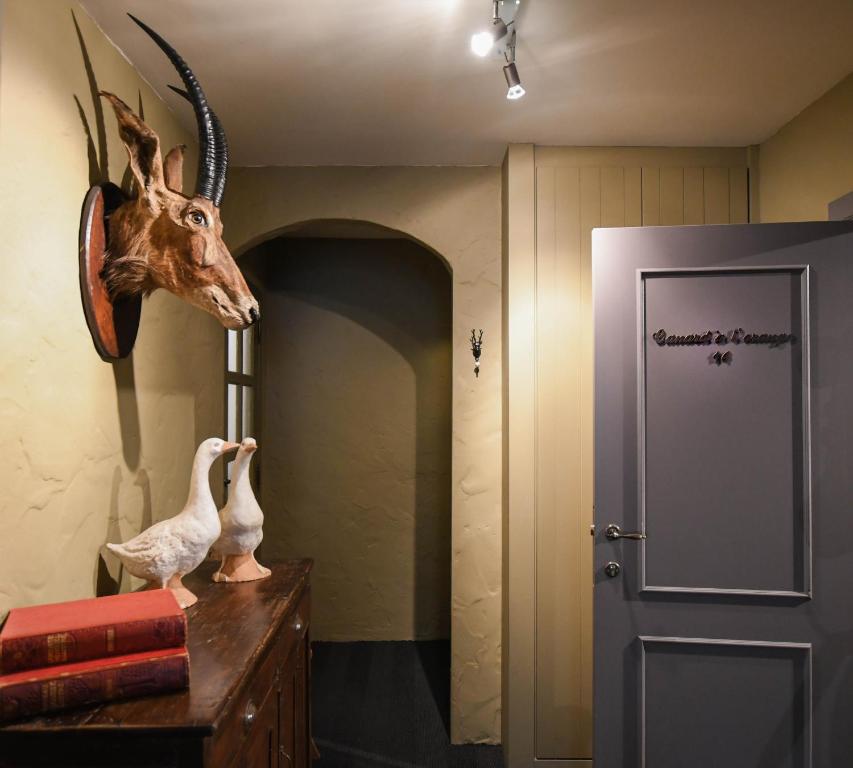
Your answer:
470,17 -> 508,57
471,0 -> 526,100
503,61 -> 525,100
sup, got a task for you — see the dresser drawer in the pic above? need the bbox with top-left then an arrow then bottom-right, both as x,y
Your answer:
278,590 -> 310,666
209,586 -> 311,768
226,685 -> 278,768
208,638 -> 279,766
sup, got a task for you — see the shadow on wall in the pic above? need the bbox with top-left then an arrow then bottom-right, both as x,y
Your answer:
72,10 -> 146,594
242,234 -> 452,641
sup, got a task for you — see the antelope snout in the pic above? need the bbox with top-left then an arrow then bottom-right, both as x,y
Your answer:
238,299 -> 260,327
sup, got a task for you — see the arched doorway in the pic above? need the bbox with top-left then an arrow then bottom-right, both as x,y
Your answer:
224,171 -> 503,747
238,219 -> 455,759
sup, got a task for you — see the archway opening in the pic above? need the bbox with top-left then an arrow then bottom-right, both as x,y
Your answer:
239,219 -> 454,758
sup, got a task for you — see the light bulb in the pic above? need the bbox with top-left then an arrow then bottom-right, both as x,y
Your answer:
470,30 -> 494,57
471,18 -> 507,57
503,62 -> 525,100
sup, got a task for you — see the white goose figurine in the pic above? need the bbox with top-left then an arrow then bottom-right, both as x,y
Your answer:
212,437 -> 271,583
106,437 -> 239,608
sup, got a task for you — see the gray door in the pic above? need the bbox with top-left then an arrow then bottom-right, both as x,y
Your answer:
593,221 -> 853,768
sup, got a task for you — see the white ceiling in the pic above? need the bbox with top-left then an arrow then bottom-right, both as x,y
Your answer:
81,0 -> 853,166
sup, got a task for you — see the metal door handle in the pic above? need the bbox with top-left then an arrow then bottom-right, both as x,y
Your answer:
605,524 -> 646,541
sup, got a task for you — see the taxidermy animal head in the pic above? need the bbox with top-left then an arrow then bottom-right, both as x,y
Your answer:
99,15 -> 259,330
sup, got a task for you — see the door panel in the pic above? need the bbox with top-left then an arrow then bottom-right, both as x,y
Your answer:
593,222 -> 853,767
642,638 -> 810,768
641,268 -> 809,595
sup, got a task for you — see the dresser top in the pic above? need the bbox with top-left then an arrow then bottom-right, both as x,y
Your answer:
0,560 -> 312,735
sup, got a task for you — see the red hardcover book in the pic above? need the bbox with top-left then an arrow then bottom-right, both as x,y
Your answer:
0,590 -> 186,674
0,647 -> 189,723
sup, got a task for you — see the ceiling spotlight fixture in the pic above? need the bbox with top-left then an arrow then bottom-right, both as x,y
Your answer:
471,0 -> 526,100
503,61 -> 525,100
470,2 -> 508,57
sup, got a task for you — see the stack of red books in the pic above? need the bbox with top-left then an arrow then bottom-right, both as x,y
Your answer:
0,590 -> 189,723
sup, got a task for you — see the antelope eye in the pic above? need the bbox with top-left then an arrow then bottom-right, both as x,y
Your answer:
189,210 -> 207,227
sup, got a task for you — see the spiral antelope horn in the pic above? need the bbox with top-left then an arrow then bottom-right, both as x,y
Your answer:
127,14 -> 224,205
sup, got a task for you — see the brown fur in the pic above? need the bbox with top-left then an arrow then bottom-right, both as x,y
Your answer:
99,92 -> 258,330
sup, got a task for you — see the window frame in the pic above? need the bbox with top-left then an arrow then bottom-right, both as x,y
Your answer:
223,319 -> 260,498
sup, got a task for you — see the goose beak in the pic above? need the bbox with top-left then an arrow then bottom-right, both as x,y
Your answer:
222,441 -> 240,453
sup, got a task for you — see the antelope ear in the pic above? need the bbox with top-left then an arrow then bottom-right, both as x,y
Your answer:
163,144 -> 186,193
100,91 -> 166,206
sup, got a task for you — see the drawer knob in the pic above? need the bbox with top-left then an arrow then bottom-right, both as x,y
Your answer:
294,619 -> 303,631
243,700 -> 257,730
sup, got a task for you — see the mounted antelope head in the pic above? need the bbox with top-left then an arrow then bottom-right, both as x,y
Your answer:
99,15 -> 258,330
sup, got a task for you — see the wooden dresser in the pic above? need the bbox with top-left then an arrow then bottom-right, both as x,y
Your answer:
0,560 -> 313,768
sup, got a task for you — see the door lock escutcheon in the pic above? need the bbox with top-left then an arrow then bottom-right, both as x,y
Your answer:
605,524 -> 646,541
604,562 -> 621,578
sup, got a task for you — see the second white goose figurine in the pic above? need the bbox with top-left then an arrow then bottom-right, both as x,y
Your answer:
106,437 -> 239,608
212,437 -> 271,583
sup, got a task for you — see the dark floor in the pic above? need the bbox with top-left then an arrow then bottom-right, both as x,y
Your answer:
312,641 -> 504,768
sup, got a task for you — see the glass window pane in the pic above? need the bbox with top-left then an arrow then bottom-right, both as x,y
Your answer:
242,385 -> 254,438
227,329 -> 238,372
227,383 -> 238,442
242,326 -> 254,376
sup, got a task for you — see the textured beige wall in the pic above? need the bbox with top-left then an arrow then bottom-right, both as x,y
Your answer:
223,166 -> 502,744
0,1 -> 222,614
249,237 -> 452,642
759,73 -> 853,222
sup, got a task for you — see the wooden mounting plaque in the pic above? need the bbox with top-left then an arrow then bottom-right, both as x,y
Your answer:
79,183 -> 141,360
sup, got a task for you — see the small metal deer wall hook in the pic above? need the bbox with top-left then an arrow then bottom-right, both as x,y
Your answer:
470,329 -> 484,378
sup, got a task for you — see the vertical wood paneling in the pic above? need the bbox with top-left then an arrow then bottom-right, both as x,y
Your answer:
659,167 -> 684,225
747,145 -> 761,223
601,167 -> 625,227
559,165 -> 585,744
684,168 -> 705,224
533,163 -> 562,755
704,167 -> 731,224
730,167 -> 749,224
642,167 -> 661,225
531,149 -> 748,763
577,167 -> 598,759
535,165 -> 589,759
625,168 -> 643,226
503,143 -> 538,766
533,168 -> 558,755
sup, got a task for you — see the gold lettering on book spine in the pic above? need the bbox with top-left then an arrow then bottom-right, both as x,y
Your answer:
106,627 -> 115,653
46,633 -> 70,664
105,671 -> 116,699
41,680 -> 65,709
